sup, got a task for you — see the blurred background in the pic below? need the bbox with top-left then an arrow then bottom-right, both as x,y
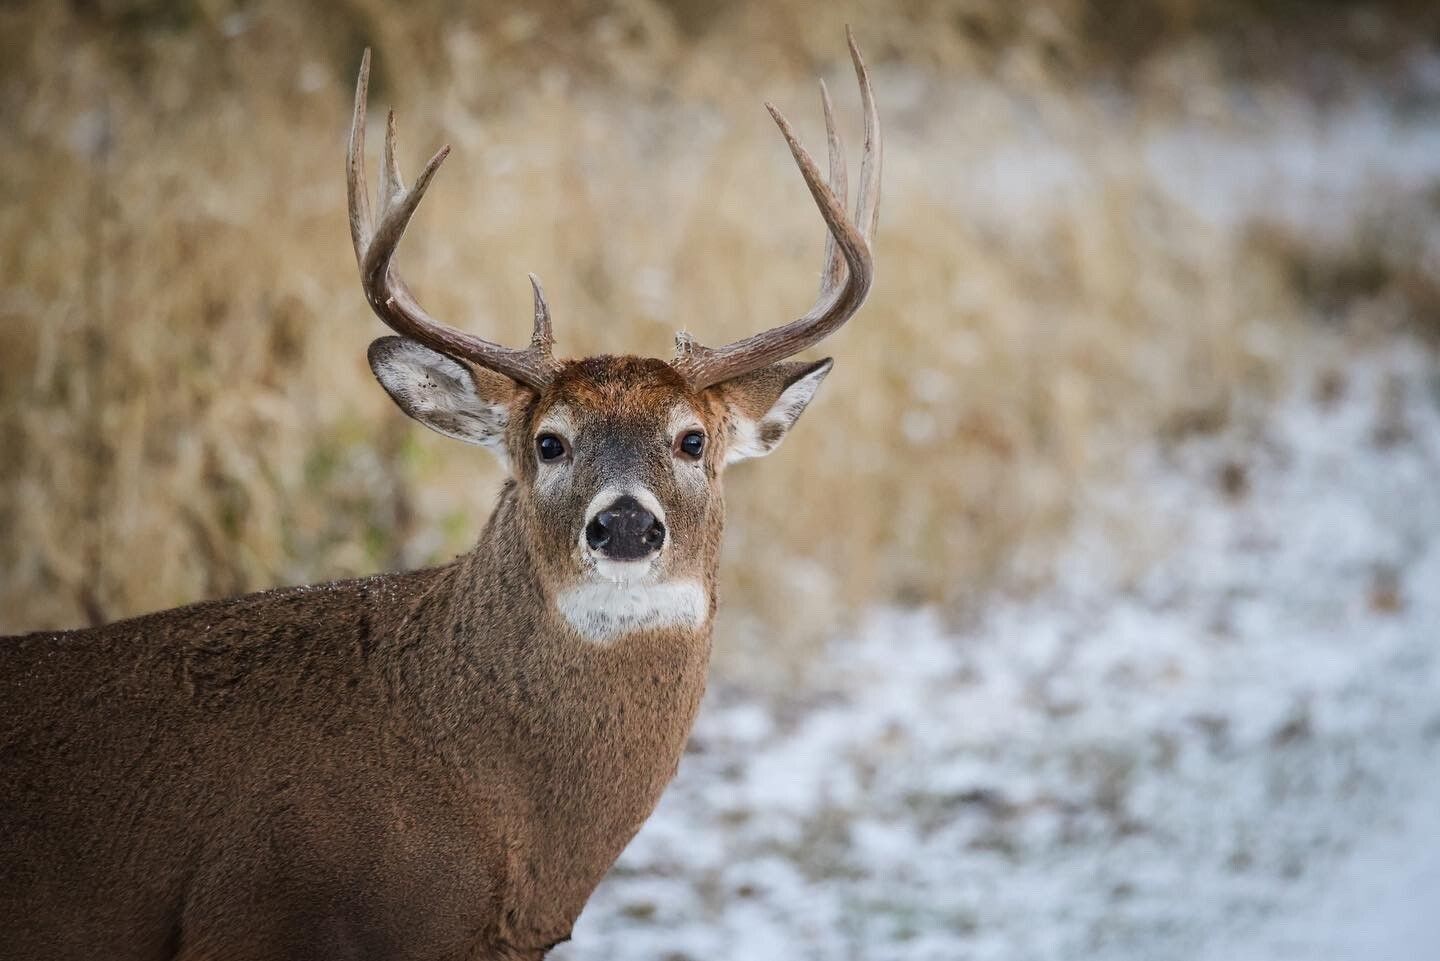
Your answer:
4,1 -> 1440,958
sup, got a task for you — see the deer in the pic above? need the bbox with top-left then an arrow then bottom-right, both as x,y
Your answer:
1,31 -> 880,961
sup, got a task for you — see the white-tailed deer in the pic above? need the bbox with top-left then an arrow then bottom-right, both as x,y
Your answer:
1,31 -> 880,961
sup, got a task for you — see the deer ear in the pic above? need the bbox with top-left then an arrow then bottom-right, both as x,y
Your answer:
367,336 -> 521,467
710,357 -> 833,464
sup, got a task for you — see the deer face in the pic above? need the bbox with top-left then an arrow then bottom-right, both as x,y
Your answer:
368,339 -> 832,639
347,33 -> 877,637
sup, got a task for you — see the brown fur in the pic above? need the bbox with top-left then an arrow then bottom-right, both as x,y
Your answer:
1,353 -> 826,961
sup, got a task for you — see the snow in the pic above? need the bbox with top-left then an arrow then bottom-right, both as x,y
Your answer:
912,73 -> 1440,251
553,334 -> 1440,961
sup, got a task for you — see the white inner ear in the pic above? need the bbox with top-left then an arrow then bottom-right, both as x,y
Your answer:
371,340 -> 511,469
726,362 -> 831,464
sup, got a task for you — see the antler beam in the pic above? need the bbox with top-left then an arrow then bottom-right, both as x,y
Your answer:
673,28 -> 882,390
348,49 -> 559,390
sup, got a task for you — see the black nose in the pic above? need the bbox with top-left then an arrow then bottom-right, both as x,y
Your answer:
585,495 -> 665,561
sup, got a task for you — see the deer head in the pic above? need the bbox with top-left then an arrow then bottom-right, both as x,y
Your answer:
348,33 -> 880,641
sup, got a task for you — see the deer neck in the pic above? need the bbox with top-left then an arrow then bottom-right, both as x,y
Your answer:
383,482 -> 716,936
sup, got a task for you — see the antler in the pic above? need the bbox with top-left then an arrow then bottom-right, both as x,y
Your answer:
348,49 -> 559,390
673,28 -> 882,390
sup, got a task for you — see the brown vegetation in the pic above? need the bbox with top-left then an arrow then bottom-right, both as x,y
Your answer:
2,0 -> 1434,684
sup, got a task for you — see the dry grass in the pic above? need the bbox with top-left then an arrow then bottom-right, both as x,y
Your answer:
1,0 -> 1421,683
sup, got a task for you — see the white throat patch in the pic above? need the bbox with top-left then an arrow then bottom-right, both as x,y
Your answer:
556,579 -> 709,643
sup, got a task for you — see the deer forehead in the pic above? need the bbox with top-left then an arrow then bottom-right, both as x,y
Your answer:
534,403 -> 703,446
529,357 -> 711,438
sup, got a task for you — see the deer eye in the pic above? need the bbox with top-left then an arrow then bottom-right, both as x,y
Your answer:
536,434 -> 568,462
678,431 -> 706,459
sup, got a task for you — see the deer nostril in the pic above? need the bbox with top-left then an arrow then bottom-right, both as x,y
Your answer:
585,514 -> 613,550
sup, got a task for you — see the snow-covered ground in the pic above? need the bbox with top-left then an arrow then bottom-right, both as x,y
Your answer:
555,332 -> 1440,961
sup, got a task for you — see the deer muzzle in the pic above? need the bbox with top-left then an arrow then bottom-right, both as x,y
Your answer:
584,492 -> 666,564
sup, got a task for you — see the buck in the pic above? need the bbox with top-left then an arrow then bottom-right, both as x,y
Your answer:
1,32 -> 880,961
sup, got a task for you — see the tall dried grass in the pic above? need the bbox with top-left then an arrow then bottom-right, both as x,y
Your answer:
3,0 -> 1397,682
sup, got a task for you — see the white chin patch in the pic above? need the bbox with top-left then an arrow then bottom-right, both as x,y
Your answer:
556,578 -> 709,643
593,557 -> 655,584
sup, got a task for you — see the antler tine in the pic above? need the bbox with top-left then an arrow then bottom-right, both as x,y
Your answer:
673,30 -> 881,390
818,79 -> 848,299
849,26 -> 882,244
528,273 -> 554,353
346,50 -> 560,391
381,110 -> 405,209
347,49 -> 375,270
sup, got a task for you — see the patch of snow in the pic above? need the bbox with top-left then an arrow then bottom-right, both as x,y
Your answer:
554,332 -> 1440,961
912,73 -> 1440,247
